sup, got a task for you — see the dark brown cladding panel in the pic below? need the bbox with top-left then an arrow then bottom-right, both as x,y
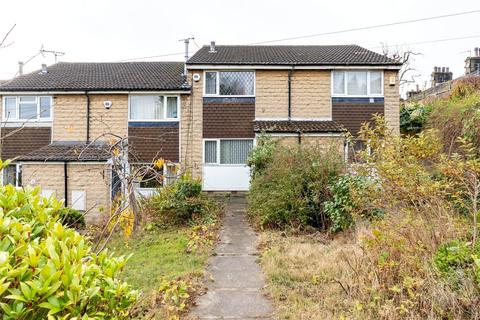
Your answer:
1,127 -> 51,160
203,104 -> 255,138
128,124 -> 179,163
332,103 -> 384,136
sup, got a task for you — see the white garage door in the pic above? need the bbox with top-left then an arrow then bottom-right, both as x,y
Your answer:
202,139 -> 253,191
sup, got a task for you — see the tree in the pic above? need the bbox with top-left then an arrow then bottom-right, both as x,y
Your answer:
381,44 -> 422,87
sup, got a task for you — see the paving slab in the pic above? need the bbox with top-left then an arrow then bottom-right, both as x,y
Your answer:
190,196 -> 275,319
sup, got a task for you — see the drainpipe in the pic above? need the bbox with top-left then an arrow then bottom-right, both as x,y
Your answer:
64,161 -> 68,207
86,92 -> 90,142
297,131 -> 302,145
288,66 -> 294,120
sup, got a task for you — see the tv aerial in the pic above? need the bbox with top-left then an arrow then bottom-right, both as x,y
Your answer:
40,44 -> 65,63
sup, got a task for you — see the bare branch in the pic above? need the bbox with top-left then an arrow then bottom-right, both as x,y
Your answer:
0,24 -> 16,49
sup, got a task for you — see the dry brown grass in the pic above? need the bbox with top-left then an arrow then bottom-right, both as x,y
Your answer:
258,231 -> 360,320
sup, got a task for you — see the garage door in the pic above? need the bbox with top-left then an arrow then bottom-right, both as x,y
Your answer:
202,139 -> 254,191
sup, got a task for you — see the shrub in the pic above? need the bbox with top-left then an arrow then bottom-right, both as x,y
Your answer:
56,207 -> 86,229
434,239 -> 480,280
338,116 -> 479,319
427,90 -> 480,154
145,175 -> 220,226
247,133 -> 277,178
248,144 -> 344,230
400,101 -> 432,134
0,184 -> 137,319
323,174 -> 382,232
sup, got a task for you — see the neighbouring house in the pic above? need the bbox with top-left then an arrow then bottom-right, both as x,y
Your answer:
407,47 -> 480,102
0,43 -> 401,222
0,62 -> 189,223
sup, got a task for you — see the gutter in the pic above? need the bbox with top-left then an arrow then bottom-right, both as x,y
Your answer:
64,161 -> 68,207
288,67 -> 293,120
86,92 -> 90,142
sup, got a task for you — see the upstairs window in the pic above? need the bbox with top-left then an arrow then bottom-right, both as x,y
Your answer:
332,71 -> 383,97
204,71 -> 255,96
129,95 -> 179,121
2,96 -> 52,121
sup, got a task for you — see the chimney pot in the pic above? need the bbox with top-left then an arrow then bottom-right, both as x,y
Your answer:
41,64 -> 48,74
209,41 -> 216,53
446,67 -> 450,72
18,61 -> 24,76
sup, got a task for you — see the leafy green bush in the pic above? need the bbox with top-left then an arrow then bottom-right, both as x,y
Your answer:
145,175 -> 220,225
324,174 -> 384,232
400,101 -> 432,134
434,239 -> 480,280
247,133 -> 277,178
248,144 -> 344,230
0,184 -> 137,319
57,207 -> 86,230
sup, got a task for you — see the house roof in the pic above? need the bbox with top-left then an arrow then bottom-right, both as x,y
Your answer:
0,62 -> 189,92
187,45 -> 401,66
18,142 -> 111,162
253,120 -> 343,133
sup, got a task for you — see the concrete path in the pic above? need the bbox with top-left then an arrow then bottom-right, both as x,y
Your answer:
190,195 -> 275,320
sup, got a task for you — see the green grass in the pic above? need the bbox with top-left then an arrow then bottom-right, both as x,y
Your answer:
108,227 -> 210,292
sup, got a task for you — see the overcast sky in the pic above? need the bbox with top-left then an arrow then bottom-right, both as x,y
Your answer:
0,0 -> 478,95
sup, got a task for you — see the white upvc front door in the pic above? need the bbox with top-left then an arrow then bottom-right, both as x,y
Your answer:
202,139 -> 253,191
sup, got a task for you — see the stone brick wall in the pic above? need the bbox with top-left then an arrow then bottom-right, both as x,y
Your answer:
52,95 -> 88,141
180,82 -> 203,178
291,70 -> 331,119
52,94 -> 128,142
273,135 -> 345,156
21,162 -> 111,224
89,94 -> 128,140
384,70 -> 400,135
255,70 -> 289,118
255,70 -> 331,119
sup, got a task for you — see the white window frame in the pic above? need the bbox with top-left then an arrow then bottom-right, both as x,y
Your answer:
2,96 -> 53,122
128,95 -> 180,122
203,138 -> 254,166
203,71 -> 256,97
331,70 -> 384,97
1,163 -> 22,187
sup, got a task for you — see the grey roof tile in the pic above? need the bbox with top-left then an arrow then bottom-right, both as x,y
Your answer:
253,120 -> 343,133
187,45 -> 401,66
18,142 -> 111,162
0,62 -> 189,91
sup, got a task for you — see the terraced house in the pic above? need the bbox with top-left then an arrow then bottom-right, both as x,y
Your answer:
0,44 -> 401,223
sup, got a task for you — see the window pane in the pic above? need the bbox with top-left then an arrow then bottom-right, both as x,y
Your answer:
220,140 -> 253,164
219,72 -> 254,95
39,97 -> 51,118
19,96 -> 36,103
204,141 -> 217,164
369,71 -> 382,95
2,164 -> 17,186
4,97 -> 16,119
19,103 -> 37,120
130,96 -> 164,120
332,71 -> 345,94
166,97 -> 178,118
205,72 -> 217,94
346,71 -> 367,95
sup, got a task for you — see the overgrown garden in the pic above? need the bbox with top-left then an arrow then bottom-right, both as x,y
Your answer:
250,80 -> 480,319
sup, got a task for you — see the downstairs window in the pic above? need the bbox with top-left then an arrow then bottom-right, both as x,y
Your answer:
204,139 -> 254,165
